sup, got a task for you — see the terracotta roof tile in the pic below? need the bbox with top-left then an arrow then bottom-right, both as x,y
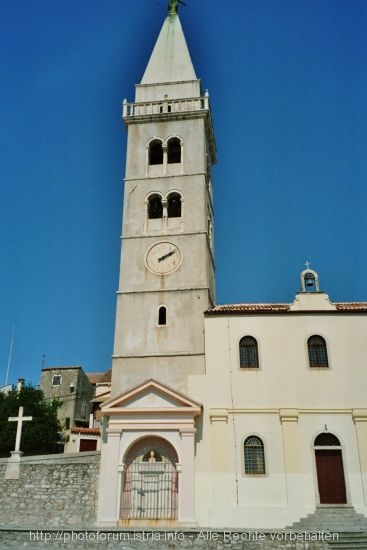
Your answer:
97,369 -> 112,384
87,372 -> 104,384
206,302 -> 367,314
70,427 -> 100,435
335,302 -> 367,311
206,304 -> 290,314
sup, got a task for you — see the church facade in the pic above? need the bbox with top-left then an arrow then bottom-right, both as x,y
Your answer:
97,7 -> 367,529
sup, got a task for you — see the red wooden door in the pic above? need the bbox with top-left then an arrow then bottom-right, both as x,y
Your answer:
315,449 -> 346,503
79,439 -> 97,452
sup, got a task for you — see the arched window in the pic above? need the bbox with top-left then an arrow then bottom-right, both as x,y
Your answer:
167,137 -> 181,164
308,335 -> 328,368
149,140 -> 163,165
158,306 -> 167,326
167,192 -> 182,218
244,436 -> 265,474
314,433 -> 341,446
239,336 -> 259,368
148,194 -> 163,219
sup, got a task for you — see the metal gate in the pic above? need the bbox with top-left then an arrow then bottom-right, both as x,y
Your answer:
121,461 -> 178,519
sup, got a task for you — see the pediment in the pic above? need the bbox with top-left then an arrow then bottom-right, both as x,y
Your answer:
101,379 -> 202,416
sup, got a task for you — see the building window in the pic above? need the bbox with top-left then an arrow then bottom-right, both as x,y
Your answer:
167,137 -> 181,164
148,194 -> 163,219
158,306 -> 167,326
167,192 -> 182,218
239,336 -> 259,368
52,375 -> 61,386
314,433 -> 340,446
149,140 -> 163,165
244,436 -> 265,474
65,417 -> 70,430
308,335 -> 329,368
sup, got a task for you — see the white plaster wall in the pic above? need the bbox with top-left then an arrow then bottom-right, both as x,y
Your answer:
125,118 -> 206,180
199,313 -> 367,408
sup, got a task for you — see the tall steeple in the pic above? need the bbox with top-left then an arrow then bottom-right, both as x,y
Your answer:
141,12 -> 196,86
98,5 -> 215,527
135,11 -> 201,104
113,7 -> 216,396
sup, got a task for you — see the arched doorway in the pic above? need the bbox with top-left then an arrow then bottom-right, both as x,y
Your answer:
121,437 -> 179,520
314,433 -> 347,504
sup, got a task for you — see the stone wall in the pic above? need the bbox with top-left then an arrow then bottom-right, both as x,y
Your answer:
0,529 -> 332,550
0,451 -> 100,528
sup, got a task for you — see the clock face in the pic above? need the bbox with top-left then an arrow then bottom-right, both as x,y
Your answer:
146,242 -> 181,275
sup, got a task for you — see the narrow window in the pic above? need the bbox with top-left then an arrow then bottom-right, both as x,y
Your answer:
308,335 -> 328,368
52,375 -> 61,386
167,192 -> 182,218
149,140 -> 163,165
239,336 -> 259,368
64,417 -> 70,430
244,436 -> 265,474
158,306 -> 167,326
167,137 -> 181,164
148,194 -> 163,219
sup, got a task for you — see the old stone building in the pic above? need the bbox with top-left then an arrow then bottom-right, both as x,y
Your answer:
40,365 -> 94,430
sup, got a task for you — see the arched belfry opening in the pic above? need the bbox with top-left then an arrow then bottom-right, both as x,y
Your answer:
121,437 -> 179,521
300,268 -> 320,292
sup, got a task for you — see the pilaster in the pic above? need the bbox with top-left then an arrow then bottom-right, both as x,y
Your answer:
179,428 -> 196,524
210,409 -> 229,472
280,409 -> 303,508
97,428 -> 122,526
353,409 -> 367,504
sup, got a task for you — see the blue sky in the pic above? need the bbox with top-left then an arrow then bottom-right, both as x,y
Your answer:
1,0 -> 366,385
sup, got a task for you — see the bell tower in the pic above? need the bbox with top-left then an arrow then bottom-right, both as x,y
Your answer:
111,8 -> 216,396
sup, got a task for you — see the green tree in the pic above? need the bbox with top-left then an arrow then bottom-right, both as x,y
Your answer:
0,385 -> 62,457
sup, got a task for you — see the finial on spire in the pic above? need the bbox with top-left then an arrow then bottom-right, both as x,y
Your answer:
168,0 -> 186,15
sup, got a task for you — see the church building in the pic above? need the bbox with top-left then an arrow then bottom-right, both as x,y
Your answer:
97,3 -> 367,529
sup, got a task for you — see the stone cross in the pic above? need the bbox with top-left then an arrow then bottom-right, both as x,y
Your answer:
8,406 -> 33,452
305,260 -> 311,269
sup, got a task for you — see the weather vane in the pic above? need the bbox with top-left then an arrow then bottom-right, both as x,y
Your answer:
168,0 -> 186,15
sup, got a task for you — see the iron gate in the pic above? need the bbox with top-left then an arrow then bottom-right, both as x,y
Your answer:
121,461 -> 178,519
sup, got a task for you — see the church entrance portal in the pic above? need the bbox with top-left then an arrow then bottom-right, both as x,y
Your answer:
121,437 -> 178,520
314,433 -> 347,504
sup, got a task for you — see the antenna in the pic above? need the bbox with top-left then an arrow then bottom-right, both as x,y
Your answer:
5,325 -> 15,386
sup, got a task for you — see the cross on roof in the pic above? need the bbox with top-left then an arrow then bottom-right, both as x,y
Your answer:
305,260 -> 312,270
8,406 -> 33,452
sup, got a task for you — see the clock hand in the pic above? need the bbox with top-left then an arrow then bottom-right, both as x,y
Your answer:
158,249 -> 177,262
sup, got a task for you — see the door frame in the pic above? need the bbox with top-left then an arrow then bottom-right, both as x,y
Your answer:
313,441 -> 348,505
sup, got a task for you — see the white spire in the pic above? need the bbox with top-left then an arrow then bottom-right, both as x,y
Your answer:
140,14 -> 197,85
